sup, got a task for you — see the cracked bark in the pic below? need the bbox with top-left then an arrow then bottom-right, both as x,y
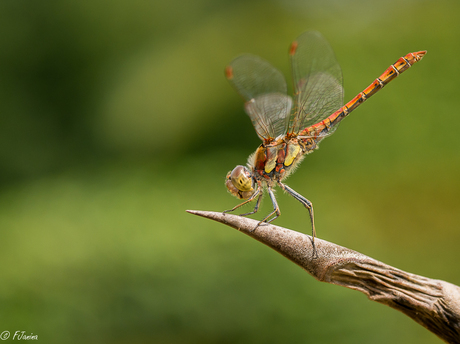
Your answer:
187,210 -> 460,343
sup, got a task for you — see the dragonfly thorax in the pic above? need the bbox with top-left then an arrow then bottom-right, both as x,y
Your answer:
250,139 -> 307,181
225,165 -> 256,200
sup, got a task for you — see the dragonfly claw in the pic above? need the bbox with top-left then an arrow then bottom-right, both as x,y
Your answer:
250,221 -> 264,232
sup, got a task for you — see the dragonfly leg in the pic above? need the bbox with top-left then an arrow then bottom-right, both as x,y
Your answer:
253,186 -> 280,231
278,182 -> 316,243
223,189 -> 261,216
239,190 -> 263,216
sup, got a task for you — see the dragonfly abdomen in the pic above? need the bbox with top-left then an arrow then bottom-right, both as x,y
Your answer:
300,50 -> 426,138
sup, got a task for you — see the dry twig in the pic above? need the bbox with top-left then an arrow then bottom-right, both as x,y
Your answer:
187,210 -> 460,343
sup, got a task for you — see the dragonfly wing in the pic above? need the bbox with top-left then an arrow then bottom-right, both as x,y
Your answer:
244,93 -> 293,141
226,54 -> 292,141
289,31 -> 343,135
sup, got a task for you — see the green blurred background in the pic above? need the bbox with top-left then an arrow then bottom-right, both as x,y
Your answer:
0,0 -> 458,343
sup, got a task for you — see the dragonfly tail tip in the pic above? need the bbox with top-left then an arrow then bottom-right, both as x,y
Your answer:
416,50 -> 427,59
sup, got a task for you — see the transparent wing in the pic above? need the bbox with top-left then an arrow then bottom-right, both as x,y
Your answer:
226,54 -> 292,141
244,93 -> 293,141
288,31 -> 343,135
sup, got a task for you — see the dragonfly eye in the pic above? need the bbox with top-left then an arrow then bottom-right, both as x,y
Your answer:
225,165 -> 255,200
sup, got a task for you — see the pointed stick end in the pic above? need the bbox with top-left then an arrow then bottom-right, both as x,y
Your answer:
186,209 -> 237,225
186,209 -> 263,233
186,209 -> 214,219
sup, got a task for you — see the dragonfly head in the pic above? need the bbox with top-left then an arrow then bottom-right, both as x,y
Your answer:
225,165 -> 255,200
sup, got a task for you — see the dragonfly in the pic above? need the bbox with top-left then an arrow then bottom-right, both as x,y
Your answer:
223,30 -> 425,243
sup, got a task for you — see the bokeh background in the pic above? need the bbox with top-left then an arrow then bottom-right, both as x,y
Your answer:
0,0 -> 459,343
